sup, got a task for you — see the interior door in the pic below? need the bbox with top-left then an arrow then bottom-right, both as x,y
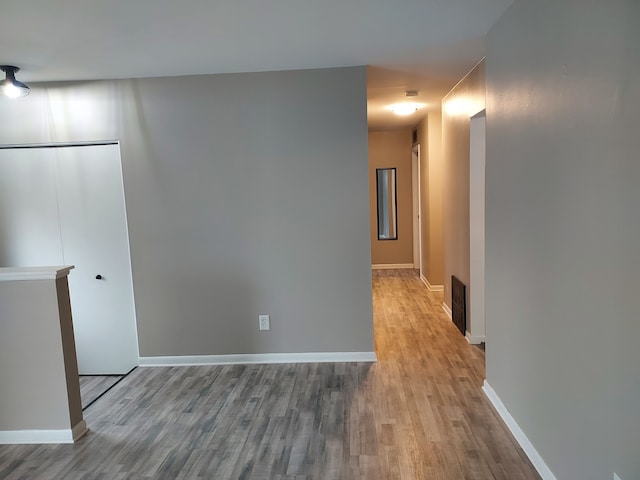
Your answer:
54,144 -> 138,374
0,144 -> 138,374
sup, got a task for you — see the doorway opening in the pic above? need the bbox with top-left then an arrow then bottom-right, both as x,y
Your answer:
0,142 -> 139,405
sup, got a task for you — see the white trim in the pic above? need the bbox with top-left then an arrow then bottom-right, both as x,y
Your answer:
72,420 -> 88,442
420,274 -> 444,292
0,265 -> 74,282
482,381 -> 557,480
372,263 -> 414,270
469,113 -> 486,346
442,302 -> 452,319
412,146 -> 421,270
0,428 -> 74,444
0,419 -> 88,444
139,351 -> 378,367
465,333 -> 486,344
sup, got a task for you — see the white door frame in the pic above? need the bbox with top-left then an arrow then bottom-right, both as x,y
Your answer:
469,112 -> 486,344
412,144 -> 423,276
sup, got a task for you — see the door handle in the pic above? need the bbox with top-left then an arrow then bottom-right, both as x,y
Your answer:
96,274 -> 103,280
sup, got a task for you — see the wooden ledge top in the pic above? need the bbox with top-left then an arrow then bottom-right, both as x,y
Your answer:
0,266 -> 75,282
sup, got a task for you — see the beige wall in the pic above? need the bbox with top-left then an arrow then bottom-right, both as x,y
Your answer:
427,112 -> 444,286
416,112 -> 445,286
442,60 -> 486,308
368,130 -> 413,265
486,1 -> 639,478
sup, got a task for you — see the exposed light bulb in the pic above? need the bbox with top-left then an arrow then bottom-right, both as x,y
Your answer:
2,83 -> 22,99
0,66 -> 30,98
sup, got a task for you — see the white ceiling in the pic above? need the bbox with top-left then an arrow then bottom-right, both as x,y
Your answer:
0,0 -> 512,130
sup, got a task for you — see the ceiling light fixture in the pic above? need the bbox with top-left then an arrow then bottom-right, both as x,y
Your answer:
388,103 -> 424,116
0,66 -> 30,98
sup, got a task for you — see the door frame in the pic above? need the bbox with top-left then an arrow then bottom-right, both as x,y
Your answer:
412,144 -> 423,276
468,112 -> 486,344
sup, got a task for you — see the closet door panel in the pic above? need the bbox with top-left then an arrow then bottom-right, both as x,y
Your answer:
0,148 -> 64,267
54,144 -> 138,374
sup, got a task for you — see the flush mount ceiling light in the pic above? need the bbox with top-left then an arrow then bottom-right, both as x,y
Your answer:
387,102 -> 424,116
387,90 -> 424,116
0,66 -> 30,98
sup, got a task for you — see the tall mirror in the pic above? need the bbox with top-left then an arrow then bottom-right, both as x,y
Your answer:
376,167 -> 398,240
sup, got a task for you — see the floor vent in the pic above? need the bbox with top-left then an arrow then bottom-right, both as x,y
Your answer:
451,275 -> 466,336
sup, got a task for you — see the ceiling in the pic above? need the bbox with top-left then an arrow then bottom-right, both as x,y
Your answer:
0,0 -> 512,130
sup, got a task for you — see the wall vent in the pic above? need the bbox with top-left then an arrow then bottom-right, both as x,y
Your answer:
451,275 -> 466,336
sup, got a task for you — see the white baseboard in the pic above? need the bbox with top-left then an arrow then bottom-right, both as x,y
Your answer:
442,302 -> 452,319
0,428 -> 74,444
482,381 -> 557,480
0,419 -> 88,445
372,263 -> 414,270
465,333 -> 486,344
420,274 -> 444,292
139,351 -> 377,367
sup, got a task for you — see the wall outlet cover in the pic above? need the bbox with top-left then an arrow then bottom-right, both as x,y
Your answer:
613,474 -> 622,480
259,315 -> 270,331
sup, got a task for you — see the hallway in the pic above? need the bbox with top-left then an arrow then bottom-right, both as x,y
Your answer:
370,269 -> 539,478
0,270 -> 540,479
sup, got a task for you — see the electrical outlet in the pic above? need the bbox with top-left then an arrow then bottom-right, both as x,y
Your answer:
259,314 -> 270,331
613,474 -> 622,480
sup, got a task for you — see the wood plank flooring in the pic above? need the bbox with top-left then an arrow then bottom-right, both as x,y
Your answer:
0,269 -> 540,479
79,376 -> 124,409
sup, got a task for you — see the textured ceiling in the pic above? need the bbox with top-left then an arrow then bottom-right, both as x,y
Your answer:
0,0 -> 512,129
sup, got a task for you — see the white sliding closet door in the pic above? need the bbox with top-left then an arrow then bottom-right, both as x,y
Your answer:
0,149 -> 64,266
0,144 -> 138,374
54,144 -> 138,374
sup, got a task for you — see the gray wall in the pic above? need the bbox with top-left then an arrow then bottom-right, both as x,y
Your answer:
0,67 -> 374,356
486,2 -> 640,479
426,111 -> 444,287
0,279 -> 75,430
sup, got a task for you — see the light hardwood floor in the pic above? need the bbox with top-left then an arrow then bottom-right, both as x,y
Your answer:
0,269 -> 540,479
